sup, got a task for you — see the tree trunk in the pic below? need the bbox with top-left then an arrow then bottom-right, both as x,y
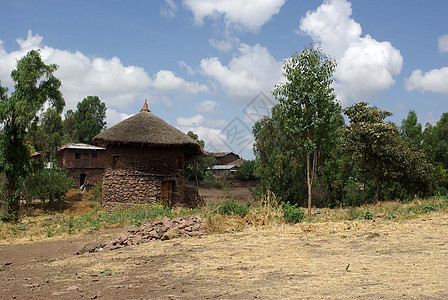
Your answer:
374,179 -> 382,203
307,152 -> 312,216
6,182 -> 20,222
193,160 -> 199,191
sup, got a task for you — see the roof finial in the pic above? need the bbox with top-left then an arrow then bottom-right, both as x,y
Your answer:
141,99 -> 150,112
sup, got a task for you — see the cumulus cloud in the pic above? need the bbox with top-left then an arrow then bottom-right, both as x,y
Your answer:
160,0 -> 178,20
405,67 -> 448,96
299,0 -> 403,101
183,0 -> 285,32
198,100 -> 219,113
106,108 -> 133,127
176,114 -> 206,126
0,31 -> 152,112
200,43 -> 283,104
152,70 -> 210,94
176,114 -> 230,151
178,60 -> 196,75
438,34 -> 448,54
209,36 -> 240,52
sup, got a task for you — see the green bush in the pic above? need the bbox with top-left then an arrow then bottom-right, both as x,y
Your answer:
234,160 -> 258,180
281,201 -> 305,224
87,182 -> 103,203
359,209 -> 374,220
343,179 -> 368,207
422,204 -> 437,213
213,199 -> 249,217
23,167 -> 73,204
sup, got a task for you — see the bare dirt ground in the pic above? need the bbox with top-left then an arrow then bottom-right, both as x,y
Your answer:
1,212 -> 448,299
199,185 -> 254,205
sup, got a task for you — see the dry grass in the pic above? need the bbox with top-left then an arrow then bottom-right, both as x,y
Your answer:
49,212 -> 448,299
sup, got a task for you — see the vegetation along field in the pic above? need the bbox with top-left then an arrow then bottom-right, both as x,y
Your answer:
0,38 -> 447,299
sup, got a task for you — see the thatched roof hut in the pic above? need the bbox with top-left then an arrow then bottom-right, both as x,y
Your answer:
93,101 -> 202,161
93,101 -> 203,210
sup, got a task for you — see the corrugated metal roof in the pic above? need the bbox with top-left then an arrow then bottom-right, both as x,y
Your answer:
211,164 -> 237,170
58,143 -> 105,151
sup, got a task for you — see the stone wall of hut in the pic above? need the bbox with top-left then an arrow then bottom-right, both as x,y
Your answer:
102,144 -> 188,211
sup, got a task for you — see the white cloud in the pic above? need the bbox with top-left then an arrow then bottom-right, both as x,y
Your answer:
160,0 -> 178,20
183,0 -> 285,32
405,67 -> 448,96
152,69 -> 210,94
299,0 -> 403,101
176,114 -> 206,126
198,100 -> 219,113
0,31 -> 152,112
209,36 -> 240,52
200,43 -> 283,104
438,34 -> 448,54
106,108 -> 133,128
176,113 -> 230,151
178,60 -> 196,75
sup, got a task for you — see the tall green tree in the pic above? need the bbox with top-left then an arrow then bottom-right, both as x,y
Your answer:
73,96 -> 106,144
63,109 -> 75,138
184,131 -> 216,182
253,105 -> 307,205
400,110 -> 422,149
0,50 -> 64,220
343,102 -> 432,202
28,108 -> 67,159
272,45 -> 341,215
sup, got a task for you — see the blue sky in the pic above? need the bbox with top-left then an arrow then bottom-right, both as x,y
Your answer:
1,0 -> 447,159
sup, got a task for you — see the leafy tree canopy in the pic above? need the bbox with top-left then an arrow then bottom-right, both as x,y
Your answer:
184,131 -> 216,182
343,102 -> 432,201
0,50 -> 64,221
272,44 -> 341,215
73,96 -> 106,144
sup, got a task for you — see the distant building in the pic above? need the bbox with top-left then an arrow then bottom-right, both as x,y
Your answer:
210,152 -> 247,178
213,152 -> 240,165
56,143 -> 105,188
93,101 -> 203,211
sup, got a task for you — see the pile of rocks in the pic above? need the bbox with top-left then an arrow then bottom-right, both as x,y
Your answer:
76,215 -> 206,254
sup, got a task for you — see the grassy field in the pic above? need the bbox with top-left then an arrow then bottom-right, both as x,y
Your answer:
1,190 -> 447,299
1,187 -> 447,243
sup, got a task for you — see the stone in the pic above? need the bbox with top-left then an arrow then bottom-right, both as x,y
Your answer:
161,228 -> 181,240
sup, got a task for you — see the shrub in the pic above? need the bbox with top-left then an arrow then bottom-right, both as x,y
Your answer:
359,209 -> 374,220
234,160 -> 258,180
281,201 -> 305,224
87,182 -> 103,203
343,179 -> 368,207
213,199 -> 249,217
23,167 -> 73,204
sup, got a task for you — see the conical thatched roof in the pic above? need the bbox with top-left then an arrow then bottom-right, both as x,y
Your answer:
93,103 -> 202,161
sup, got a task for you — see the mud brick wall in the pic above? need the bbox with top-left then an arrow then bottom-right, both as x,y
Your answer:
102,144 -> 188,211
57,148 -> 106,169
68,168 -> 104,188
56,148 -> 105,188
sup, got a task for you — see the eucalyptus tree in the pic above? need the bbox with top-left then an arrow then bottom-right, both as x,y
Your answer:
0,50 -> 64,220
272,45 -> 341,215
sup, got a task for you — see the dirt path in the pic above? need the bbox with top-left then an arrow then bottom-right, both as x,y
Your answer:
1,214 -> 448,299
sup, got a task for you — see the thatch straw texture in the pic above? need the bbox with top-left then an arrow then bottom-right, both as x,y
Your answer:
93,110 -> 201,160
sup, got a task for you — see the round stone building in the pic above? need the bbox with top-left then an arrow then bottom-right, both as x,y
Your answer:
93,101 -> 202,210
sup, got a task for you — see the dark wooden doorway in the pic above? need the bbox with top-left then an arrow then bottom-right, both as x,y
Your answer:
80,174 -> 86,187
161,181 -> 173,206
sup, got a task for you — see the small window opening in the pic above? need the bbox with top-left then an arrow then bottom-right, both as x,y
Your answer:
75,153 -> 81,159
